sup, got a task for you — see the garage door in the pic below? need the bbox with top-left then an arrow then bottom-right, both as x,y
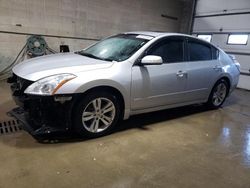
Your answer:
191,0 -> 250,90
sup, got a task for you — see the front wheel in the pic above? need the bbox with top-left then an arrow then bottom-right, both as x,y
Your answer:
206,79 -> 229,109
73,92 -> 121,138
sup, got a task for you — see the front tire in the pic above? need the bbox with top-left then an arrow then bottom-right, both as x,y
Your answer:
206,79 -> 229,109
73,91 -> 121,138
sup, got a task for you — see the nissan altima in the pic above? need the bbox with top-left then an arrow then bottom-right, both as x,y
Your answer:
8,32 -> 240,138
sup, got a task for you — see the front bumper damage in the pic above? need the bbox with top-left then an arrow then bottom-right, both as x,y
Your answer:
7,74 -> 76,137
8,96 -> 75,137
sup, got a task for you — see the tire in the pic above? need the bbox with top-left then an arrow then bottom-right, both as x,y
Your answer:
73,91 -> 121,138
206,79 -> 229,109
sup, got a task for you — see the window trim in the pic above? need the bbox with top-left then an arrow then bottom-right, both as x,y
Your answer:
227,34 -> 249,45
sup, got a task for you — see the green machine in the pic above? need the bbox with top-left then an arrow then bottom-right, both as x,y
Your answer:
26,35 -> 48,57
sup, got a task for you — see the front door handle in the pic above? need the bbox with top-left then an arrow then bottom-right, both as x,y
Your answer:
176,70 -> 187,78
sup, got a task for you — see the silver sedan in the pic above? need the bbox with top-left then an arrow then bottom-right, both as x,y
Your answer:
9,32 -> 240,138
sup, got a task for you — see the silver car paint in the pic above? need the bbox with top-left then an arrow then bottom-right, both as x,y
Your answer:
12,53 -> 114,81
12,32 -> 240,120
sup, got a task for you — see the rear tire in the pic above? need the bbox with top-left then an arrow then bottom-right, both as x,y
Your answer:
73,91 -> 121,138
206,79 -> 229,109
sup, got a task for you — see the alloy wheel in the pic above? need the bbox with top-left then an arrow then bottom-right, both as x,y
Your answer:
81,98 -> 116,133
212,83 -> 227,106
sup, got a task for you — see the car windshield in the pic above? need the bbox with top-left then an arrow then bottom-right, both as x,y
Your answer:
76,34 -> 151,62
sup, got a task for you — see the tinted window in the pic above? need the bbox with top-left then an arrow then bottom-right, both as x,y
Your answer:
147,39 -> 184,63
188,41 -> 212,61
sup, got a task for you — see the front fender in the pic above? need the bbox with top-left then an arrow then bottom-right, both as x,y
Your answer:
53,62 -> 133,119
76,79 -> 131,119
76,79 -> 129,100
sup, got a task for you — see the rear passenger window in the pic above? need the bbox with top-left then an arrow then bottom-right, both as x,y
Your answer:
188,41 -> 212,61
147,39 -> 184,63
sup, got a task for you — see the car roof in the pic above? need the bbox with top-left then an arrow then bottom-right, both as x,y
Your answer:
123,31 -> 219,50
124,31 -> 191,38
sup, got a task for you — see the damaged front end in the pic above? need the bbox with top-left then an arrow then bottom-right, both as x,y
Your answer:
7,74 -> 76,137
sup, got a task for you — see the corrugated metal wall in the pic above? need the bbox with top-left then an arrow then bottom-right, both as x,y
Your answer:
192,0 -> 250,90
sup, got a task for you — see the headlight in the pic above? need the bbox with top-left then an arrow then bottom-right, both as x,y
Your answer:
24,74 -> 76,95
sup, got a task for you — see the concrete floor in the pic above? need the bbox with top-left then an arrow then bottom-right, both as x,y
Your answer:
0,80 -> 250,188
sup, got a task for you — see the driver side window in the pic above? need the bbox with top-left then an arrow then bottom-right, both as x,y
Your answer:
147,39 -> 184,63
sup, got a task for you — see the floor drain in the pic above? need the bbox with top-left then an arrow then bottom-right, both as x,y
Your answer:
0,119 -> 22,135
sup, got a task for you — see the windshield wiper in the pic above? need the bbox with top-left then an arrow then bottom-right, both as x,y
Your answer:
75,51 -> 112,61
75,51 -> 103,60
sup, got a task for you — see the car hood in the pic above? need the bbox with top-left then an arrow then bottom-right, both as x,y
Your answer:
12,53 -> 114,81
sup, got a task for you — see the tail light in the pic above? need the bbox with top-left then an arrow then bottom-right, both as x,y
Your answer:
229,55 -> 240,72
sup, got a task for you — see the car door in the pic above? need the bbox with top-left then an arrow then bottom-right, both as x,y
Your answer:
185,38 -> 222,101
131,37 -> 189,110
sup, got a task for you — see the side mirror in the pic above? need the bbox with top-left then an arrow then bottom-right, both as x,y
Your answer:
141,55 -> 163,65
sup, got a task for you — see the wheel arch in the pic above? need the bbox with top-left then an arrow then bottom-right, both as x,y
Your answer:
218,76 -> 231,96
206,75 -> 232,102
74,83 -> 129,119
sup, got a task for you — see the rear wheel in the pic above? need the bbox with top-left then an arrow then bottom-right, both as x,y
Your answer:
73,91 -> 121,138
206,79 -> 229,109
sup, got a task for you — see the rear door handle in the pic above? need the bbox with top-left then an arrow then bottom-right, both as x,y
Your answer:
176,70 -> 187,78
213,65 -> 222,71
